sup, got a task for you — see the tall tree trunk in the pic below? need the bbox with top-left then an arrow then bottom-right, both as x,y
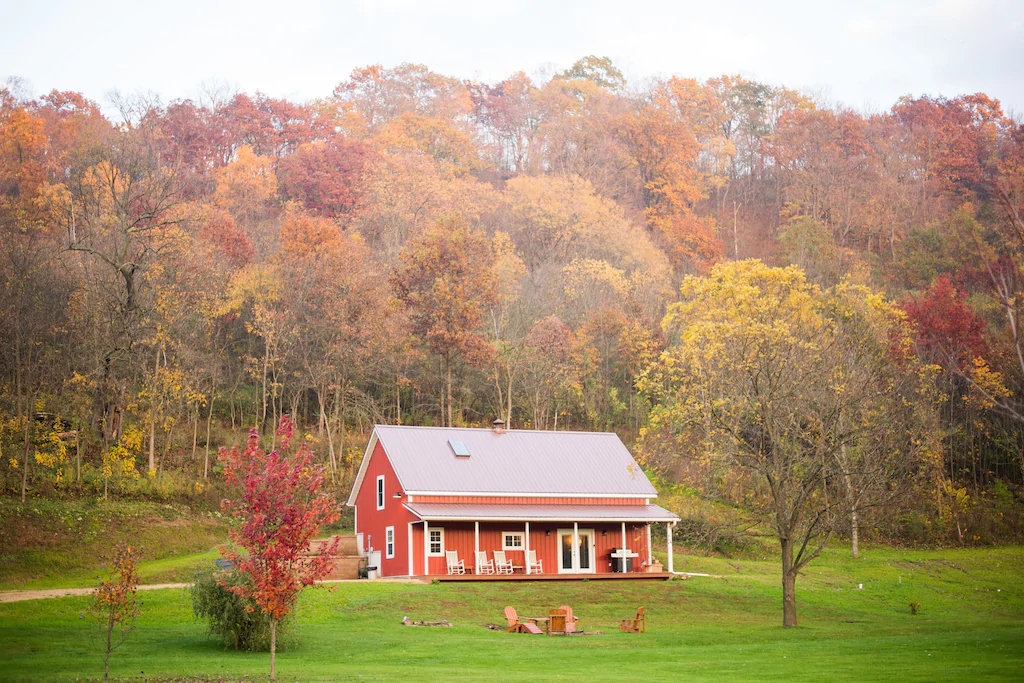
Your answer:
850,505 -> 860,560
261,345 -> 269,434
269,617 -> 277,680
14,310 -> 22,422
148,416 -> 156,474
21,396 -> 33,504
780,536 -> 798,627
446,362 -> 453,428
148,346 -> 159,473
322,386 -> 337,482
191,405 -> 199,462
318,385 -> 326,436
842,462 -> 860,559
505,369 -> 514,428
204,392 -> 215,481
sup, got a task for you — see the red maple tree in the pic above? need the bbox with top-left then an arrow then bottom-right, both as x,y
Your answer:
219,415 -> 339,680
901,274 -> 988,371
90,542 -> 141,683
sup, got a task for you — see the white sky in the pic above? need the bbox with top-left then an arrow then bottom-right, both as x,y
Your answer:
3,0 -> 1023,116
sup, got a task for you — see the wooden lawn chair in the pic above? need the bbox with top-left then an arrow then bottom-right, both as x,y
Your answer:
503,606 -> 544,634
475,551 -> 495,575
548,607 -> 568,635
619,606 -> 646,633
527,549 -> 543,574
445,550 -> 465,575
558,605 -> 579,633
493,550 -> 514,575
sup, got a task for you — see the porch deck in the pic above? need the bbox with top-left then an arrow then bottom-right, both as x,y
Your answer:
432,572 -> 672,582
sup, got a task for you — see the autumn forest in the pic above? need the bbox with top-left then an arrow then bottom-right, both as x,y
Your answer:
2,57 -> 1023,548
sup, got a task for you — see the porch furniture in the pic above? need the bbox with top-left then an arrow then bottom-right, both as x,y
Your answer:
619,607 -> 646,633
527,549 -> 543,574
548,608 -> 567,635
504,606 -> 544,634
475,551 -> 495,575
610,547 -> 640,573
493,550 -> 515,575
445,551 -> 465,575
558,605 -> 579,634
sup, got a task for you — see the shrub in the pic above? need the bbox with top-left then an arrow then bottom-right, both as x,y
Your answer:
672,515 -> 753,556
190,568 -> 289,651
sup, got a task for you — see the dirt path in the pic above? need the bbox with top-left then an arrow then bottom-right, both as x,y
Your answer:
0,577 -> 427,604
0,583 -> 189,604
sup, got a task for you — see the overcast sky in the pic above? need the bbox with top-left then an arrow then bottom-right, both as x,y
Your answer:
3,0 -> 1023,116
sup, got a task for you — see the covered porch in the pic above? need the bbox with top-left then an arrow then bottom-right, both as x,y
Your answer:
403,502 -> 679,578
431,570 -> 673,582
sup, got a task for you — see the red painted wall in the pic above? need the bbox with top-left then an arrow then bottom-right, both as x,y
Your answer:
420,521 -> 651,576
353,440 -> 417,577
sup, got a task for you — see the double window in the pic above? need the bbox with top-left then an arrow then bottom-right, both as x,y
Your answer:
376,475 -> 385,510
428,528 -> 445,556
385,526 -> 395,559
503,532 -> 524,551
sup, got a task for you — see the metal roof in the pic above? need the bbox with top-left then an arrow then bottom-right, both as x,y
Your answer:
373,425 -> 658,497
404,502 -> 679,522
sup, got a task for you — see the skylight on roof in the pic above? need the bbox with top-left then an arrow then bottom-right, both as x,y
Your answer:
449,439 -> 470,457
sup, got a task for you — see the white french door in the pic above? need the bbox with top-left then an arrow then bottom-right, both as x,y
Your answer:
557,529 -> 596,574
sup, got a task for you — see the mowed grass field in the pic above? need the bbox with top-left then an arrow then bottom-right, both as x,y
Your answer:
0,545 -> 1022,682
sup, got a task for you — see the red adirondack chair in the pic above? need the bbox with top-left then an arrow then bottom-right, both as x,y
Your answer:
619,607 -> 646,633
504,606 -> 544,634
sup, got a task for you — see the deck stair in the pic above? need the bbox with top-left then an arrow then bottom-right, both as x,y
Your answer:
305,535 -> 363,579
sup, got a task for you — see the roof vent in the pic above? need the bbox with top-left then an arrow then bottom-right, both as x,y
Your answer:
449,439 -> 470,457
492,418 -> 505,434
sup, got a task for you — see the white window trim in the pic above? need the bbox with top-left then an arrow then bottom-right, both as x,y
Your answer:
385,526 -> 395,559
427,527 -> 445,557
376,475 -> 385,510
502,531 -> 525,551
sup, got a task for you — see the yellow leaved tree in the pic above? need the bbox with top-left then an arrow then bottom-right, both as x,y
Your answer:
639,260 -> 937,627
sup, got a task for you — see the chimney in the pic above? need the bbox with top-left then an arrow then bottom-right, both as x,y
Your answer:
492,418 -> 506,434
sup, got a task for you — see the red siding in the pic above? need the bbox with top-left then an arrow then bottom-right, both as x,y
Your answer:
420,521 -> 652,576
353,441 -> 417,577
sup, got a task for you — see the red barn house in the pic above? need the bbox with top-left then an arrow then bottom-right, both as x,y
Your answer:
346,422 -> 679,579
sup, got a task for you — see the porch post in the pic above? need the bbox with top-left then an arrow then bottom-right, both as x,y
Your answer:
621,521 -> 628,573
572,522 -> 579,573
525,521 -> 531,575
474,521 -> 480,574
423,520 -> 430,577
646,523 -> 653,566
408,522 -> 414,576
666,521 -> 674,574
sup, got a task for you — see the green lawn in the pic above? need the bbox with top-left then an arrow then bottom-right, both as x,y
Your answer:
1,544 -> 1022,681
0,498 -> 232,590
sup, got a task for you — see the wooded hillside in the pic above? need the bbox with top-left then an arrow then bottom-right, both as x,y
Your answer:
1,58 -> 1021,545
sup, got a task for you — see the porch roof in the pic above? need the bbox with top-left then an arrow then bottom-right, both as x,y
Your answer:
403,502 -> 679,523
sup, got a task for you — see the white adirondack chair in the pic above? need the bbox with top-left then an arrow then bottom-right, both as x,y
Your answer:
475,551 -> 495,575
445,550 -> 465,575
493,550 -> 515,575
527,549 -> 543,574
